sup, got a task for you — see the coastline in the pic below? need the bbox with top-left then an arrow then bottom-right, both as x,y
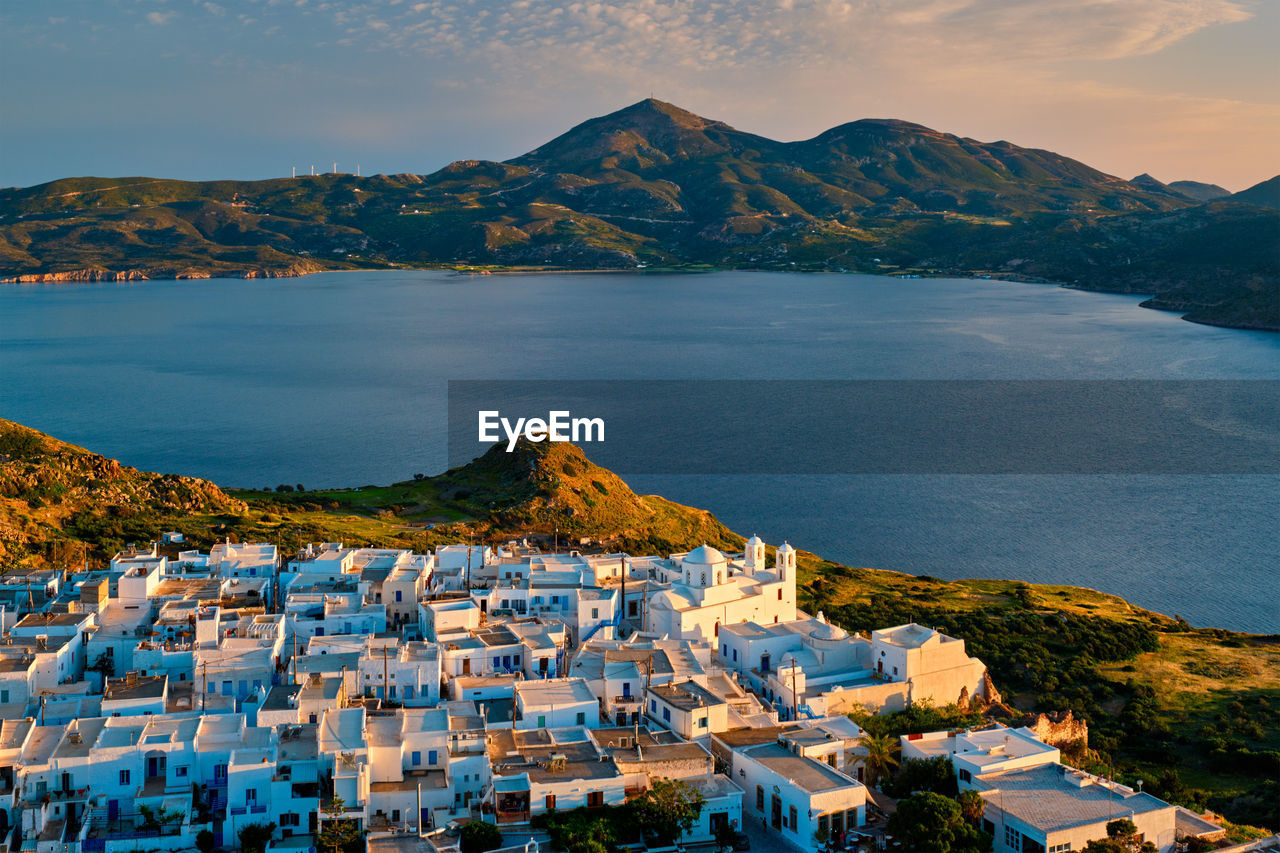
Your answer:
5,261 -> 1274,333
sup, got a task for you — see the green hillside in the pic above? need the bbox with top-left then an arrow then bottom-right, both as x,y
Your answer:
2,100 -> 1276,329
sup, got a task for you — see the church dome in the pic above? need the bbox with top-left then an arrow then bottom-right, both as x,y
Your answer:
683,544 -> 727,566
809,621 -> 848,641
777,541 -> 796,554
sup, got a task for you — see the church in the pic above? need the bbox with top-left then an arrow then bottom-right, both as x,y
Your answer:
644,535 -> 797,646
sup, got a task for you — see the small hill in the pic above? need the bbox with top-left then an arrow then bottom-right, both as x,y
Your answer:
0,419 -> 244,564
437,439 -> 742,554
1232,175 -> 1280,209
1168,180 -> 1231,202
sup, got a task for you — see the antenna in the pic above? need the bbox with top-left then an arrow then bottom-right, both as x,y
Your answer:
292,166 -> 296,179
357,164 -> 361,177
332,162 -> 337,174
310,165 -> 315,176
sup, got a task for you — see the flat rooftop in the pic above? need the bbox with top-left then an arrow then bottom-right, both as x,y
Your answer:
740,742 -> 860,794
976,764 -> 1173,833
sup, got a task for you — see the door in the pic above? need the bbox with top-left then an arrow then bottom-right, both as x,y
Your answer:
462,657 -> 471,676
761,653 -> 770,673
107,799 -> 119,821
771,794 -> 782,830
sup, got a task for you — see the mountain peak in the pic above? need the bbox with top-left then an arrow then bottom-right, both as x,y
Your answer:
512,99 -> 741,171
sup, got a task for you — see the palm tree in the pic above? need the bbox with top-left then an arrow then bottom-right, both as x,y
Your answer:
860,732 -> 900,789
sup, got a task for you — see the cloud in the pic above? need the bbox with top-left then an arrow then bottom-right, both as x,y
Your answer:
326,0 -> 1254,72
146,10 -> 176,26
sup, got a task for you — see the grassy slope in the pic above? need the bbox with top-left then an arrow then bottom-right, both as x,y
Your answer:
0,424 -> 1273,828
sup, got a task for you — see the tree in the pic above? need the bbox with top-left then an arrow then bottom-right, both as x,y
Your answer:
958,789 -> 985,825
632,778 -> 706,845
860,732 -> 900,788
237,822 -> 277,853
317,796 -> 364,853
459,821 -> 503,853
886,792 -> 993,853
195,829 -> 215,853
1081,819 -> 1157,853
887,756 -> 958,798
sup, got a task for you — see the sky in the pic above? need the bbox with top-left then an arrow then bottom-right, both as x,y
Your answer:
2,0 -> 1276,191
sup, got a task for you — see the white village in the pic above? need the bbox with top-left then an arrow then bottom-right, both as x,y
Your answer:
0,533 -> 1243,853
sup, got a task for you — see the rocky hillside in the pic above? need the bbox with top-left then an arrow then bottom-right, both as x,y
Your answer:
436,439 -> 742,554
2,100 -> 1276,329
0,419 -> 244,565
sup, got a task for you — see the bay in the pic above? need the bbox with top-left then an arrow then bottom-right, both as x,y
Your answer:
1,270 -> 1276,632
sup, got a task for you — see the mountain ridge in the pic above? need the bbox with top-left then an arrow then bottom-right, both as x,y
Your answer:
2,99 -> 1276,330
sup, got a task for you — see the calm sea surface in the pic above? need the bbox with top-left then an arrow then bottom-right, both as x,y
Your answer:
2,271 -> 1276,632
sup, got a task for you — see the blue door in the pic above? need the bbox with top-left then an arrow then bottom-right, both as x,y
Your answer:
107,800 -> 119,820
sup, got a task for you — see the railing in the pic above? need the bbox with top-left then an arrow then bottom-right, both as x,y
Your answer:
613,694 -> 639,704
230,807 -> 247,816
251,805 -> 267,814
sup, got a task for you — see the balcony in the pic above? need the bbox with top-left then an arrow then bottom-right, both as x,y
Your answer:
613,694 -> 640,705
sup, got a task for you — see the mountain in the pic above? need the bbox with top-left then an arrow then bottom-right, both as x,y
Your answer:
1,100 -> 1276,330
1168,180 -> 1231,202
1232,175 -> 1280,209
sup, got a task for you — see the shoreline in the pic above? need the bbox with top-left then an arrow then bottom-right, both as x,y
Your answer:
5,262 -> 1273,333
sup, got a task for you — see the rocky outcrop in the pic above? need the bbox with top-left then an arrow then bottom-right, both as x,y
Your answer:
1016,710 -> 1089,748
3,268 -> 150,283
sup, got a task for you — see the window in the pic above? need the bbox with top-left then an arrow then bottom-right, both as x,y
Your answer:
576,712 -> 586,725
428,750 -> 438,765
537,715 -> 546,727
246,788 -> 257,804
697,716 -> 708,728
412,751 -> 421,766
650,700 -> 657,712
592,608 -> 599,619
662,707 -> 671,722
756,786 -> 765,811
1005,826 -> 1023,852
222,680 -> 232,695
587,791 -> 604,808
959,768 -> 971,782
175,766 -> 188,778
392,810 -> 401,823
1048,844 -> 1072,853
0,690 -> 7,703
546,794 -> 556,810
818,815 -> 829,839
395,590 -> 402,602
777,589 -> 782,600
732,649 -> 738,662
119,770 -> 130,785
789,806 -> 798,834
